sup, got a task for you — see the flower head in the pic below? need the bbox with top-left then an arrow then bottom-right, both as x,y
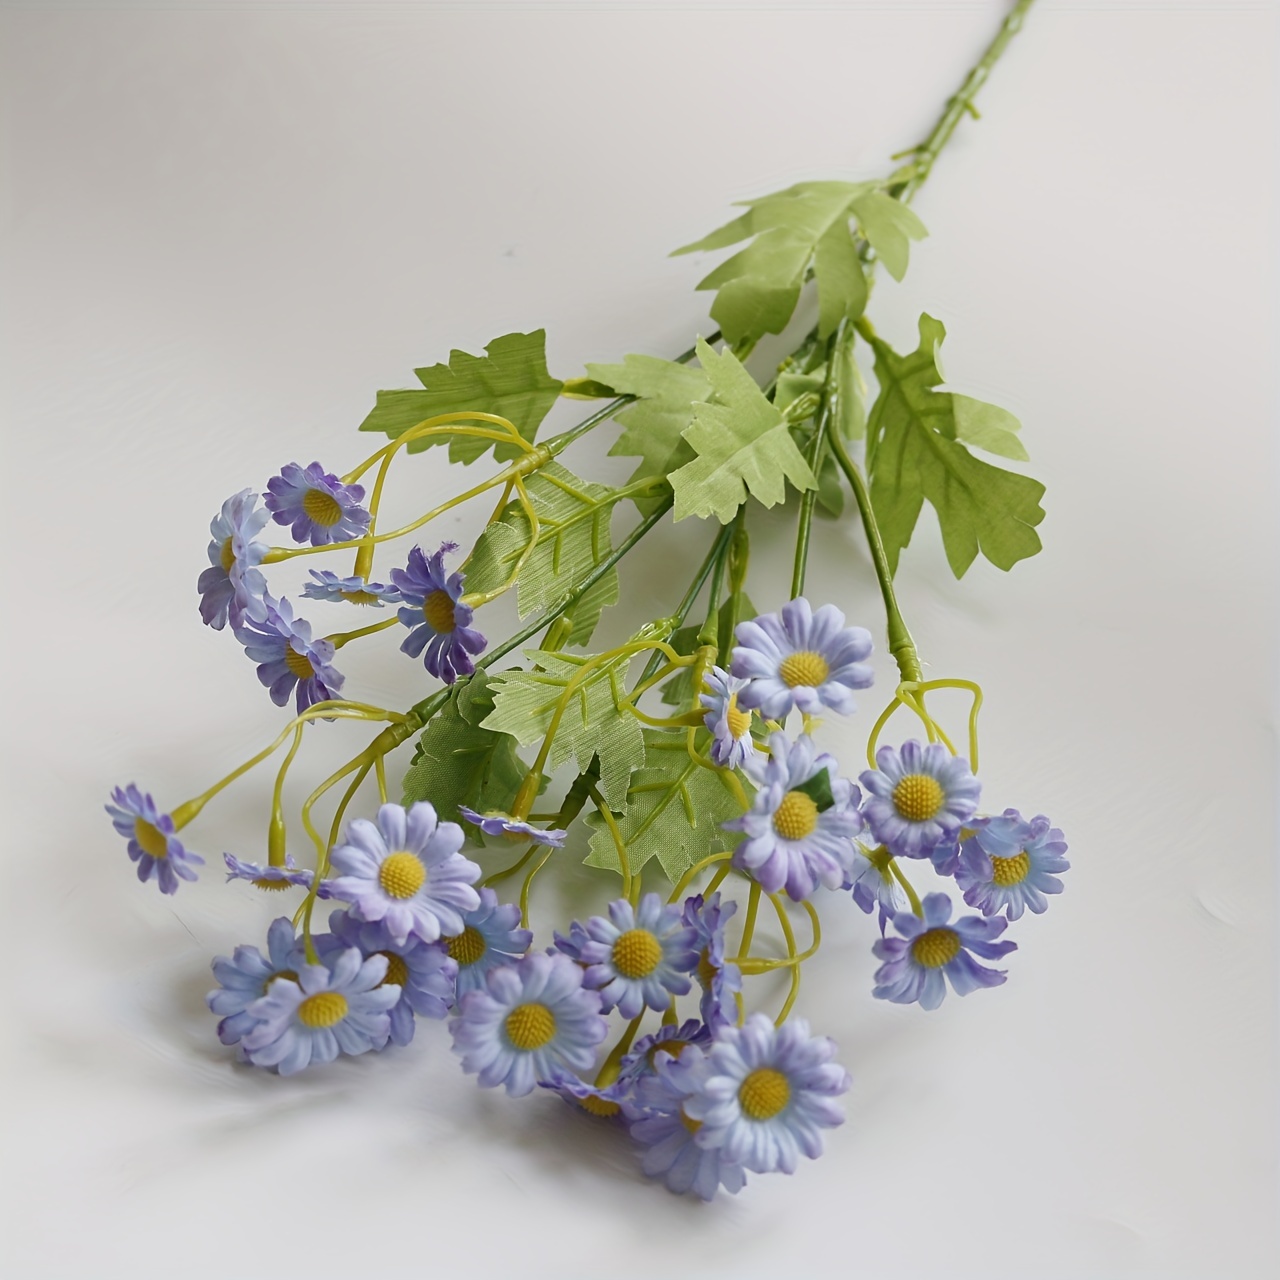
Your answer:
457,807 -> 567,848
105,784 -> 203,895
449,951 -> 608,1097
264,461 -> 370,547
844,843 -> 909,932
197,489 -> 269,630
392,543 -> 486,684
539,1068 -> 633,1121
619,1019 -> 713,1086
724,732 -> 862,900
240,946 -> 400,1075
700,666 -> 756,769
302,570 -> 401,608
326,802 -> 481,947
859,740 -> 981,859
234,594 -> 344,713
570,893 -> 698,1019
682,893 -> 743,1029
956,809 -> 1069,921
445,887 -> 533,1000
223,852 -> 318,894
872,891 -> 1016,1010
683,1014 -> 850,1175
731,598 -> 874,719
207,917 -> 304,1047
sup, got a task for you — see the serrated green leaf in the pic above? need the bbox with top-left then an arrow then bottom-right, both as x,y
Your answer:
952,394 -> 1029,461
583,729 -> 744,882
849,192 -> 928,283
814,218 -> 868,338
358,330 -> 562,465
867,315 -> 1045,578
670,340 -> 816,524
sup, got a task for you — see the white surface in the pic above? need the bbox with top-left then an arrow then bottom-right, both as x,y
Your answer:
1,2 -> 1276,1277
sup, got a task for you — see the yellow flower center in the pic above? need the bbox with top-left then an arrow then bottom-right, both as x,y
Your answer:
378,851 -> 426,899
252,876 -> 291,892
219,536 -> 236,572
612,928 -> 663,979
504,1002 -> 556,1050
297,991 -> 348,1028
648,1038 -> 690,1067
990,850 -> 1031,886
284,647 -> 315,681
301,487 -> 343,528
266,968 -> 298,993
680,1106 -> 703,1135
375,951 -> 408,988
696,946 -> 718,988
446,926 -> 487,967
911,927 -> 961,969
133,818 -> 169,859
892,773 -> 945,822
725,693 -> 752,740
773,790 -> 819,841
779,650 -> 830,689
738,1067 -> 791,1120
340,589 -> 380,606
577,1094 -> 620,1118
422,589 -> 457,633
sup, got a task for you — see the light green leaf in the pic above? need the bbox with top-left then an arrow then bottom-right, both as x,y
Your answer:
358,330 -> 562,464
815,218 -> 869,338
583,729 -> 744,882
835,335 -> 868,441
849,192 -> 928,283
952,394 -> 1029,461
867,314 -> 1046,578
670,340 -> 816,524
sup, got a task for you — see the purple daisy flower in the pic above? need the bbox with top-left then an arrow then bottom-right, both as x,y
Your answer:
240,946 -> 400,1075
844,843 -> 909,933
956,809 -> 1069,921
392,543 -> 487,684
630,1046 -> 749,1200
223,852 -> 319,894
683,1013 -> 850,1175
449,952 -> 608,1097
197,488 -> 269,630
234,594 -> 344,713
447,888 -> 534,1000
264,461 -> 370,547
302,570 -> 401,608
572,893 -> 699,1019
105,784 -> 203,895
731,598 -> 874,720
539,1068 -> 634,1121
859,740 -> 981,859
207,917 -> 304,1048
872,891 -> 1016,1010
619,1019 -> 714,1087
682,892 -> 743,1030
723,732 -> 863,901
700,666 -> 756,769
326,801 -> 481,947
457,806 -> 568,848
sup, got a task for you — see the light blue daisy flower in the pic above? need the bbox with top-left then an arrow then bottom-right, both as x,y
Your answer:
683,1013 -> 850,1175
234,594 -> 344,713
223,852 -> 319,894
326,801 -> 481,947
447,887 -> 533,1000
956,809 -> 1069,920
240,946 -> 400,1074
197,488 -> 269,630
872,891 -> 1016,1010
619,1019 -> 713,1087
539,1068 -> 633,1120
845,843 -> 909,933
105,784 -> 203,895
723,732 -> 862,901
207,917 -> 304,1048
265,461 -> 370,547
302,570 -> 401,608
731,597 -> 874,719
391,543 -> 486,684
859,740 -> 981,859
449,952 -> 607,1097
700,666 -> 756,769
575,893 -> 698,1019
682,893 -> 743,1029
457,806 -> 568,847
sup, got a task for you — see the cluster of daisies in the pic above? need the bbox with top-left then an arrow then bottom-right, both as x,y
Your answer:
197,470 -> 485,709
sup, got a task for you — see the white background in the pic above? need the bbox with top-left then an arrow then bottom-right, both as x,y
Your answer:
1,2 -> 1276,1277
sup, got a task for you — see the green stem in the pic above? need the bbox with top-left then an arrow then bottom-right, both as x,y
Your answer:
790,335 -> 840,599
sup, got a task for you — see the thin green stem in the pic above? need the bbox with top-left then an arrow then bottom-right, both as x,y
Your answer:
790,334 -> 839,599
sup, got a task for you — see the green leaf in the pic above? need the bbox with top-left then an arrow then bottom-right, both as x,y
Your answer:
400,672 -> 526,824
952,394 -> 1029,461
583,729 -> 744,882
670,340 -> 816,524
791,768 -> 835,812
560,376 -> 617,400
849,191 -> 928,283
657,624 -> 702,709
867,314 -> 1046,578
358,330 -> 563,465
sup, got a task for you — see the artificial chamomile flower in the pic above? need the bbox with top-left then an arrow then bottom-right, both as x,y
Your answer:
682,892 -> 743,1029
326,801 -> 481,947
449,951 -> 607,1097
724,732 -> 862,901
197,488 -> 269,630
956,810 -> 1069,921
683,1013 -> 850,1175
731,597 -> 874,719
302,570 -> 401,607
700,666 -> 755,769
859,740 -> 981,859
539,1068 -> 633,1120
446,888 -> 533,1000
619,1019 -> 713,1086
392,542 -> 486,684
872,891 -> 1016,1010
207,917 -> 304,1047
240,947 -> 400,1075
223,852 -> 317,894
105,784 -> 203,895
457,807 -> 568,847
234,594 -> 344,713
265,461 -> 370,547
845,843 -> 909,932
569,893 -> 698,1019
